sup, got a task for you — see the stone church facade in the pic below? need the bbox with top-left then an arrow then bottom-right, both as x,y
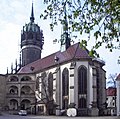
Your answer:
0,3 -> 106,116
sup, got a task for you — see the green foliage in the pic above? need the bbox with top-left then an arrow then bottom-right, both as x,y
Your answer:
41,0 -> 120,56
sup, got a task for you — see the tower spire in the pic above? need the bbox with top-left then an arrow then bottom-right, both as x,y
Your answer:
60,4 -> 71,51
30,2 -> 35,22
64,6 -> 70,50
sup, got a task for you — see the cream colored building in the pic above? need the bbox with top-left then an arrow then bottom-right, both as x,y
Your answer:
18,43 -> 106,116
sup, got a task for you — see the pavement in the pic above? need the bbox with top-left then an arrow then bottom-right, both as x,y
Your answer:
28,115 -> 120,119
1,115 -> 119,119
0,112 -> 120,119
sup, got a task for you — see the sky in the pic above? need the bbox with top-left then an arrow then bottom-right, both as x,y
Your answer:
0,0 -> 119,84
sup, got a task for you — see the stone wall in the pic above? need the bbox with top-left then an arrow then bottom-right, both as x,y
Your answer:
0,74 -> 6,110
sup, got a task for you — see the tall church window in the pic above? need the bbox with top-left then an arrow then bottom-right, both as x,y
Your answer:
62,68 -> 69,109
78,97 -> 86,108
78,66 -> 87,94
48,73 -> 53,100
78,66 -> 87,108
41,72 -> 47,98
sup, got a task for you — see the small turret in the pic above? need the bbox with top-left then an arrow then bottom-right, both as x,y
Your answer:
11,63 -> 13,74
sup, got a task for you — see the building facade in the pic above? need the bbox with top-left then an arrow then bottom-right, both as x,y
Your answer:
18,43 -> 106,116
0,3 -> 107,116
0,75 -> 6,111
106,87 -> 116,115
5,74 -> 36,114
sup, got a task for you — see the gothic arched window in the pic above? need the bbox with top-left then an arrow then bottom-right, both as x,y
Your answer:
78,66 -> 87,94
78,66 -> 87,108
62,68 -> 69,109
48,73 -> 53,100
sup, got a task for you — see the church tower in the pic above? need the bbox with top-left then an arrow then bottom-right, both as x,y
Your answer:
60,6 -> 71,51
21,3 -> 44,66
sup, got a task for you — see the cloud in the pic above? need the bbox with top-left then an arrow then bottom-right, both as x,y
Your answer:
0,22 -> 20,73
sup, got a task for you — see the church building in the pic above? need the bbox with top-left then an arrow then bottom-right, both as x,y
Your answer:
0,3 -> 106,116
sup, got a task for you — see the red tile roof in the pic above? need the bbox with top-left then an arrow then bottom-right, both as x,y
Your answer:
18,43 -> 91,74
106,87 -> 116,96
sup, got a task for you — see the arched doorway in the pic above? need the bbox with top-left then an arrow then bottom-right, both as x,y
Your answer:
21,99 -> 31,113
9,99 -> 18,110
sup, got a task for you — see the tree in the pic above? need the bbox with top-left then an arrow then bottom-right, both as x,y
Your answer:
36,72 -> 58,115
40,0 -> 120,57
107,73 -> 117,88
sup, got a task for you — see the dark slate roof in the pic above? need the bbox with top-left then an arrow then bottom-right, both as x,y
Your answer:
106,87 -> 116,96
18,43 -> 91,74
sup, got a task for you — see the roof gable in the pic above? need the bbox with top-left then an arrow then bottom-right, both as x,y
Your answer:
106,87 -> 116,96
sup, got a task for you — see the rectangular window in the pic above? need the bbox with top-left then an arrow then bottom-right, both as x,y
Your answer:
38,106 -> 44,112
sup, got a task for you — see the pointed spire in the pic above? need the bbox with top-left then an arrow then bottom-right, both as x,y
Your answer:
30,2 -> 35,23
7,67 -> 8,74
19,53 -> 22,68
63,5 -> 71,50
15,59 -> 17,73
11,63 -> 13,74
